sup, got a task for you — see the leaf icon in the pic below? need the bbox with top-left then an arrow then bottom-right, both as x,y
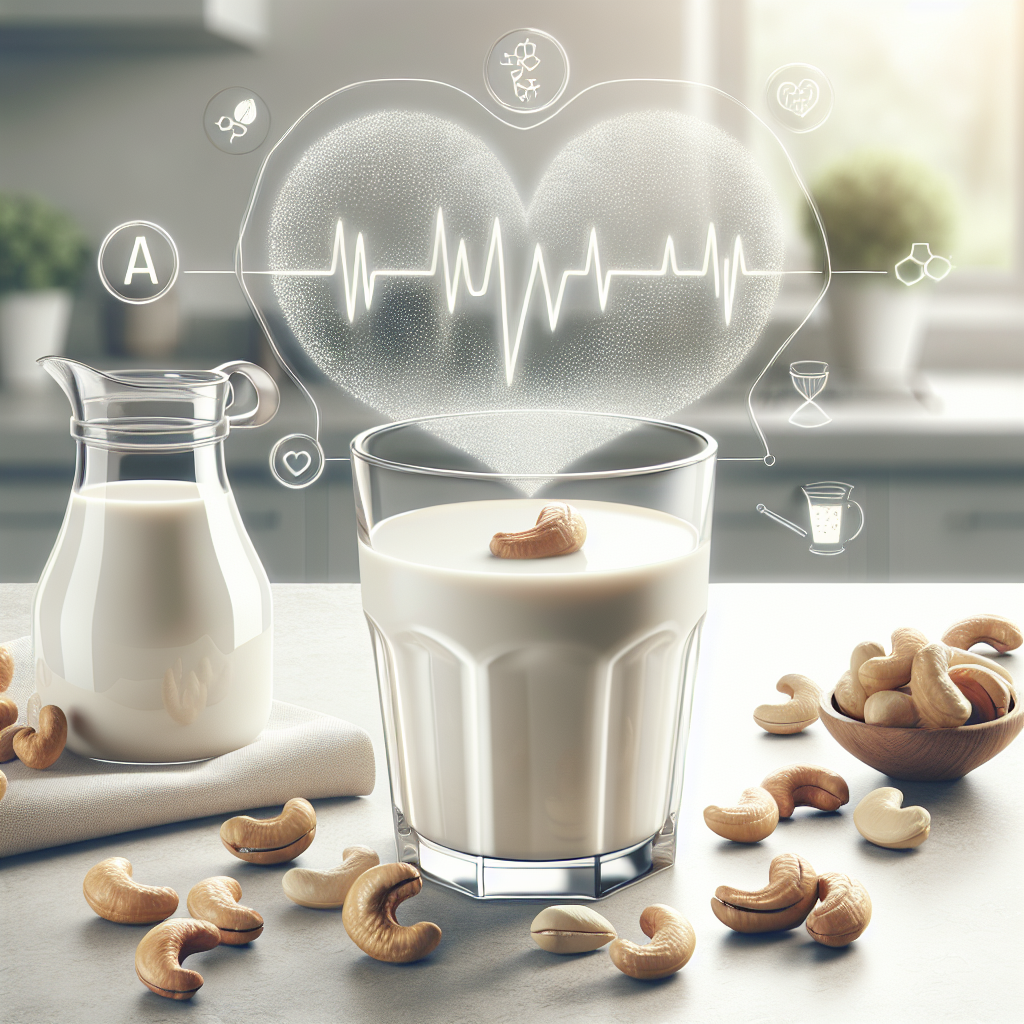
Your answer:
234,98 -> 258,125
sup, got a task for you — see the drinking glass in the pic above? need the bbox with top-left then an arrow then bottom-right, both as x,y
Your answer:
352,410 -> 716,900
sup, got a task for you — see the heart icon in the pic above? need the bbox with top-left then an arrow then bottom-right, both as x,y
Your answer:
242,83 -> 789,474
776,79 -> 819,117
283,449 -> 312,477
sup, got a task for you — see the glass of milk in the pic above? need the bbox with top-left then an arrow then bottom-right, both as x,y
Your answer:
32,357 -> 279,762
352,410 -> 716,900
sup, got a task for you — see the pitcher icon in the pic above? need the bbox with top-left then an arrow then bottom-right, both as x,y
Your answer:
801,481 -> 864,556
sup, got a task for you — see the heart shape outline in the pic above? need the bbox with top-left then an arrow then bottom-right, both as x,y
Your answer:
776,79 -> 819,118
282,449 -> 312,477
238,78 -> 831,469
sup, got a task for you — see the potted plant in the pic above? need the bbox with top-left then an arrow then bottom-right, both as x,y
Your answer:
807,151 -> 955,387
0,193 -> 88,389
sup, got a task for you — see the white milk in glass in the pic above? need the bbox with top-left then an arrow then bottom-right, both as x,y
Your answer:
33,480 -> 272,762
359,498 -> 708,861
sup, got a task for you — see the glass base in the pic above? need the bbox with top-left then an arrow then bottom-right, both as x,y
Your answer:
393,810 -> 678,901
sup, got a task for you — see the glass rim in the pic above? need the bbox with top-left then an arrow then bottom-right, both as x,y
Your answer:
350,409 -> 717,481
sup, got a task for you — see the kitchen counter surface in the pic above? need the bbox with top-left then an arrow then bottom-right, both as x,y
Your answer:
0,581 -> 1022,1023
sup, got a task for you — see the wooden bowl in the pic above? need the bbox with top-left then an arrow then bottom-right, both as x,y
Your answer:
818,689 -> 1024,782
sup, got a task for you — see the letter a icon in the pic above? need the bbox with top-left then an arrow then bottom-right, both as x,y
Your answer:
124,235 -> 159,286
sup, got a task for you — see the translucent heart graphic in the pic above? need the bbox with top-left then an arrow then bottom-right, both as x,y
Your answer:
283,449 -> 312,477
240,81 -> 792,477
776,79 -> 819,117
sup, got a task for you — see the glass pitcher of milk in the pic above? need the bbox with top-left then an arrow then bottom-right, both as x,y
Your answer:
32,357 -> 279,762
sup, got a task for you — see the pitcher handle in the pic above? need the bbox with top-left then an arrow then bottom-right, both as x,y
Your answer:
844,499 -> 865,544
216,360 -> 280,429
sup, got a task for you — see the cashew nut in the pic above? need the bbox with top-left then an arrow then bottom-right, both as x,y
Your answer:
83,857 -> 179,924
942,615 -> 1022,654
753,674 -> 821,734
0,697 -> 17,730
135,918 -> 221,1000
805,873 -> 871,947
853,787 -> 930,849
864,689 -> 919,728
703,786 -> 779,843
760,764 -> 849,818
0,723 -> 25,763
946,646 -> 1015,689
282,846 -> 380,909
341,862 -> 442,963
0,644 -> 12,692
608,904 -> 696,980
187,876 -> 263,944
12,705 -> 66,769
711,853 -> 818,933
948,664 -> 1011,722
911,643 -> 971,729
530,905 -> 617,953
0,769 -> 7,802
490,502 -> 587,559
834,670 -> 867,720
859,628 -> 929,696
220,797 -> 317,864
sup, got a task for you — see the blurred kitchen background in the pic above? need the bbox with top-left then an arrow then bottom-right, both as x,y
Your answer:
0,0 -> 1021,583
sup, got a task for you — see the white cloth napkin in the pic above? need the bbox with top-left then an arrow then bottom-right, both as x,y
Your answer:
0,636 -> 375,858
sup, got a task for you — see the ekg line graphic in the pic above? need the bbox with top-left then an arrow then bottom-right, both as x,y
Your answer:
242,209 -> 785,385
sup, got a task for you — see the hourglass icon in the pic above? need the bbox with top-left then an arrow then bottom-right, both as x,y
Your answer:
789,360 -> 831,428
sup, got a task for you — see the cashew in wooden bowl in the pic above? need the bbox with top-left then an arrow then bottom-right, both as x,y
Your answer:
819,685 -> 1024,782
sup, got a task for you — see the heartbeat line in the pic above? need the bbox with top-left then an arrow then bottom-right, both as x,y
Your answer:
242,210 -> 785,385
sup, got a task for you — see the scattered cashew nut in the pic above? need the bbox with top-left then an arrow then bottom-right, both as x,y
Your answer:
760,764 -> 849,818
490,502 -> 587,559
805,873 -> 872,947
0,723 -> 25,763
282,846 -> 380,909
703,786 -> 779,843
135,918 -> 221,1000
711,853 -> 818,933
864,689 -> 919,728
859,628 -> 929,696
942,615 -> 1022,654
530,905 -> 617,953
12,705 -> 67,769
83,857 -> 179,924
0,644 -> 12,693
948,664 -> 1011,723
220,797 -> 317,864
608,904 -> 696,980
854,787 -> 930,849
753,674 -> 821,734
342,862 -> 442,963
187,876 -> 263,944
911,643 -> 971,729
0,697 -> 17,731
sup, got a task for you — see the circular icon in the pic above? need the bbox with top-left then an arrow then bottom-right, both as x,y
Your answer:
765,64 -> 834,133
204,87 -> 271,154
270,433 -> 325,489
485,28 -> 569,114
97,221 -> 179,304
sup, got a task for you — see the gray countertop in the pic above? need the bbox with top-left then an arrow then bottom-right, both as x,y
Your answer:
1,581 -> 1022,1023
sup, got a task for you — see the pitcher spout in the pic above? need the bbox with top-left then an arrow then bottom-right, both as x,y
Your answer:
37,356 -> 118,422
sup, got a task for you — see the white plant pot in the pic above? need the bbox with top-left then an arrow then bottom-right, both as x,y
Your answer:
826,277 -> 926,387
0,289 -> 74,390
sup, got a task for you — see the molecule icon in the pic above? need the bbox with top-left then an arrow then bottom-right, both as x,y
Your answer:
894,242 -> 952,286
